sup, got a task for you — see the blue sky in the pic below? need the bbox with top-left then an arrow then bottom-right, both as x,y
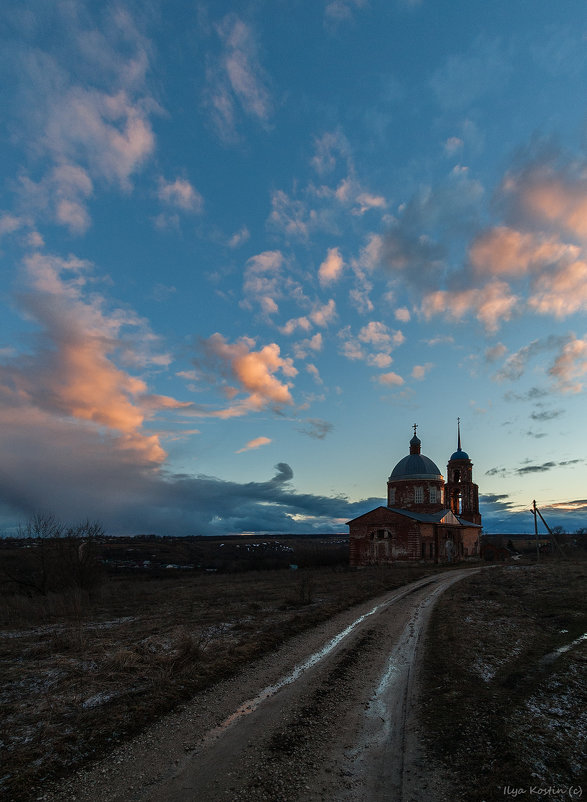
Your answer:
1,0 -> 587,536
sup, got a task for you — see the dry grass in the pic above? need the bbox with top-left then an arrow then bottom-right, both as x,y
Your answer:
420,558 -> 587,800
1,561 -> 444,801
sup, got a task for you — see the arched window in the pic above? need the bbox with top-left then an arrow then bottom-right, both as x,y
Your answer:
430,486 -> 437,503
414,486 -> 423,504
389,487 -> 396,505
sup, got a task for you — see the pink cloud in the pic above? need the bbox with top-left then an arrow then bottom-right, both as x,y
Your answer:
528,258 -> 587,318
0,213 -> 27,238
14,9 -> 157,233
0,252 -> 181,466
158,177 -> 203,213
367,353 -> 393,368
242,250 -> 285,317
293,333 -> 323,359
469,226 -> 573,277
235,436 -> 272,454
311,130 -> 351,175
318,247 -> 344,285
268,190 -> 310,241
198,333 -> 297,415
204,15 -> 272,142
422,281 -> 518,333
378,371 -> 404,386
502,160 -> 587,239
485,343 -> 507,363
412,363 -> 433,380
353,192 -> 387,215
281,316 -> 312,335
358,321 -> 392,347
310,299 -> 337,327
548,336 -> 587,393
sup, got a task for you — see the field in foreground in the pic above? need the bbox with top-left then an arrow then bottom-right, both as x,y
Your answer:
1,559 -> 439,801
420,561 -> 587,800
2,558 -> 585,802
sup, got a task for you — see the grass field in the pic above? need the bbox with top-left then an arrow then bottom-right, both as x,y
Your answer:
1,555 -> 439,801
2,544 -> 585,802
420,560 -> 587,800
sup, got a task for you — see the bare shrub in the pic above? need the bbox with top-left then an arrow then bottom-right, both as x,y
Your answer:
102,648 -> 142,672
170,626 -> 202,668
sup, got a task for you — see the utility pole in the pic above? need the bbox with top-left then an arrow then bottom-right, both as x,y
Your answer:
535,503 -> 566,558
532,500 -> 540,562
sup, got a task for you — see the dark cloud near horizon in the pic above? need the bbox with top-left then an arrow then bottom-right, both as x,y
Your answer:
0,434 -> 383,535
480,493 -> 510,504
486,457 -> 582,479
485,466 -> 508,477
516,461 -> 556,475
479,492 -> 516,514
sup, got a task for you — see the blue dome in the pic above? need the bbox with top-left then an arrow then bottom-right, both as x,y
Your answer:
390,453 -> 443,480
450,448 -> 470,460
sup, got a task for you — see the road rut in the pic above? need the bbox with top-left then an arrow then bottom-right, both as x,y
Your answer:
44,568 -> 478,802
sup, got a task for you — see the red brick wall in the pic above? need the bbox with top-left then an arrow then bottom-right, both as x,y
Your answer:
387,478 -> 445,512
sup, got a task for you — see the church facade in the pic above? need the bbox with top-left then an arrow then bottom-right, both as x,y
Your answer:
348,424 -> 481,566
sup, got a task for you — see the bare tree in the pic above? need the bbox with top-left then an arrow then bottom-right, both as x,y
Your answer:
2,514 -> 104,596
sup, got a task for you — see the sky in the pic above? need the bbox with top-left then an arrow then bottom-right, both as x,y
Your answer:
1,0 -> 587,537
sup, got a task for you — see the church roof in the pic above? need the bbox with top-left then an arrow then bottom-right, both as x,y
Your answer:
346,506 -> 481,527
449,448 -> 470,460
388,507 -> 465,525
389,426 -> 443,480
389,453 -> 443,481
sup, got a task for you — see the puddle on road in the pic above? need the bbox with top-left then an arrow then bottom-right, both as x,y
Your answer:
201,576 -> 445,743
540,632 -> 587,665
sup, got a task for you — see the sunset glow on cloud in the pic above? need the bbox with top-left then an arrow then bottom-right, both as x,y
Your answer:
1,0 -> 586,535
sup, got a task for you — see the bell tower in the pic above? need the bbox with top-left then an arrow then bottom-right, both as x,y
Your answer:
445,419 -> 481,526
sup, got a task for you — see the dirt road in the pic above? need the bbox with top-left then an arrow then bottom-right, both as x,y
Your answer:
45,568 -> 479,802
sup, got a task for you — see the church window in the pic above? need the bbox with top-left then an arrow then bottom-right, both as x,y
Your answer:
414,486 -> 423,504
377,529 -> 385,539
430,486 -> 437,503
389,487 -> 396,504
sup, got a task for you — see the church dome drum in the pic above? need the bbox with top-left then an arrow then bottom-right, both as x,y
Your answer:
389,453 -> 443,481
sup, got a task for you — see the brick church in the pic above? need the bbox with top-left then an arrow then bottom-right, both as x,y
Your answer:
348,423 -> 481,566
